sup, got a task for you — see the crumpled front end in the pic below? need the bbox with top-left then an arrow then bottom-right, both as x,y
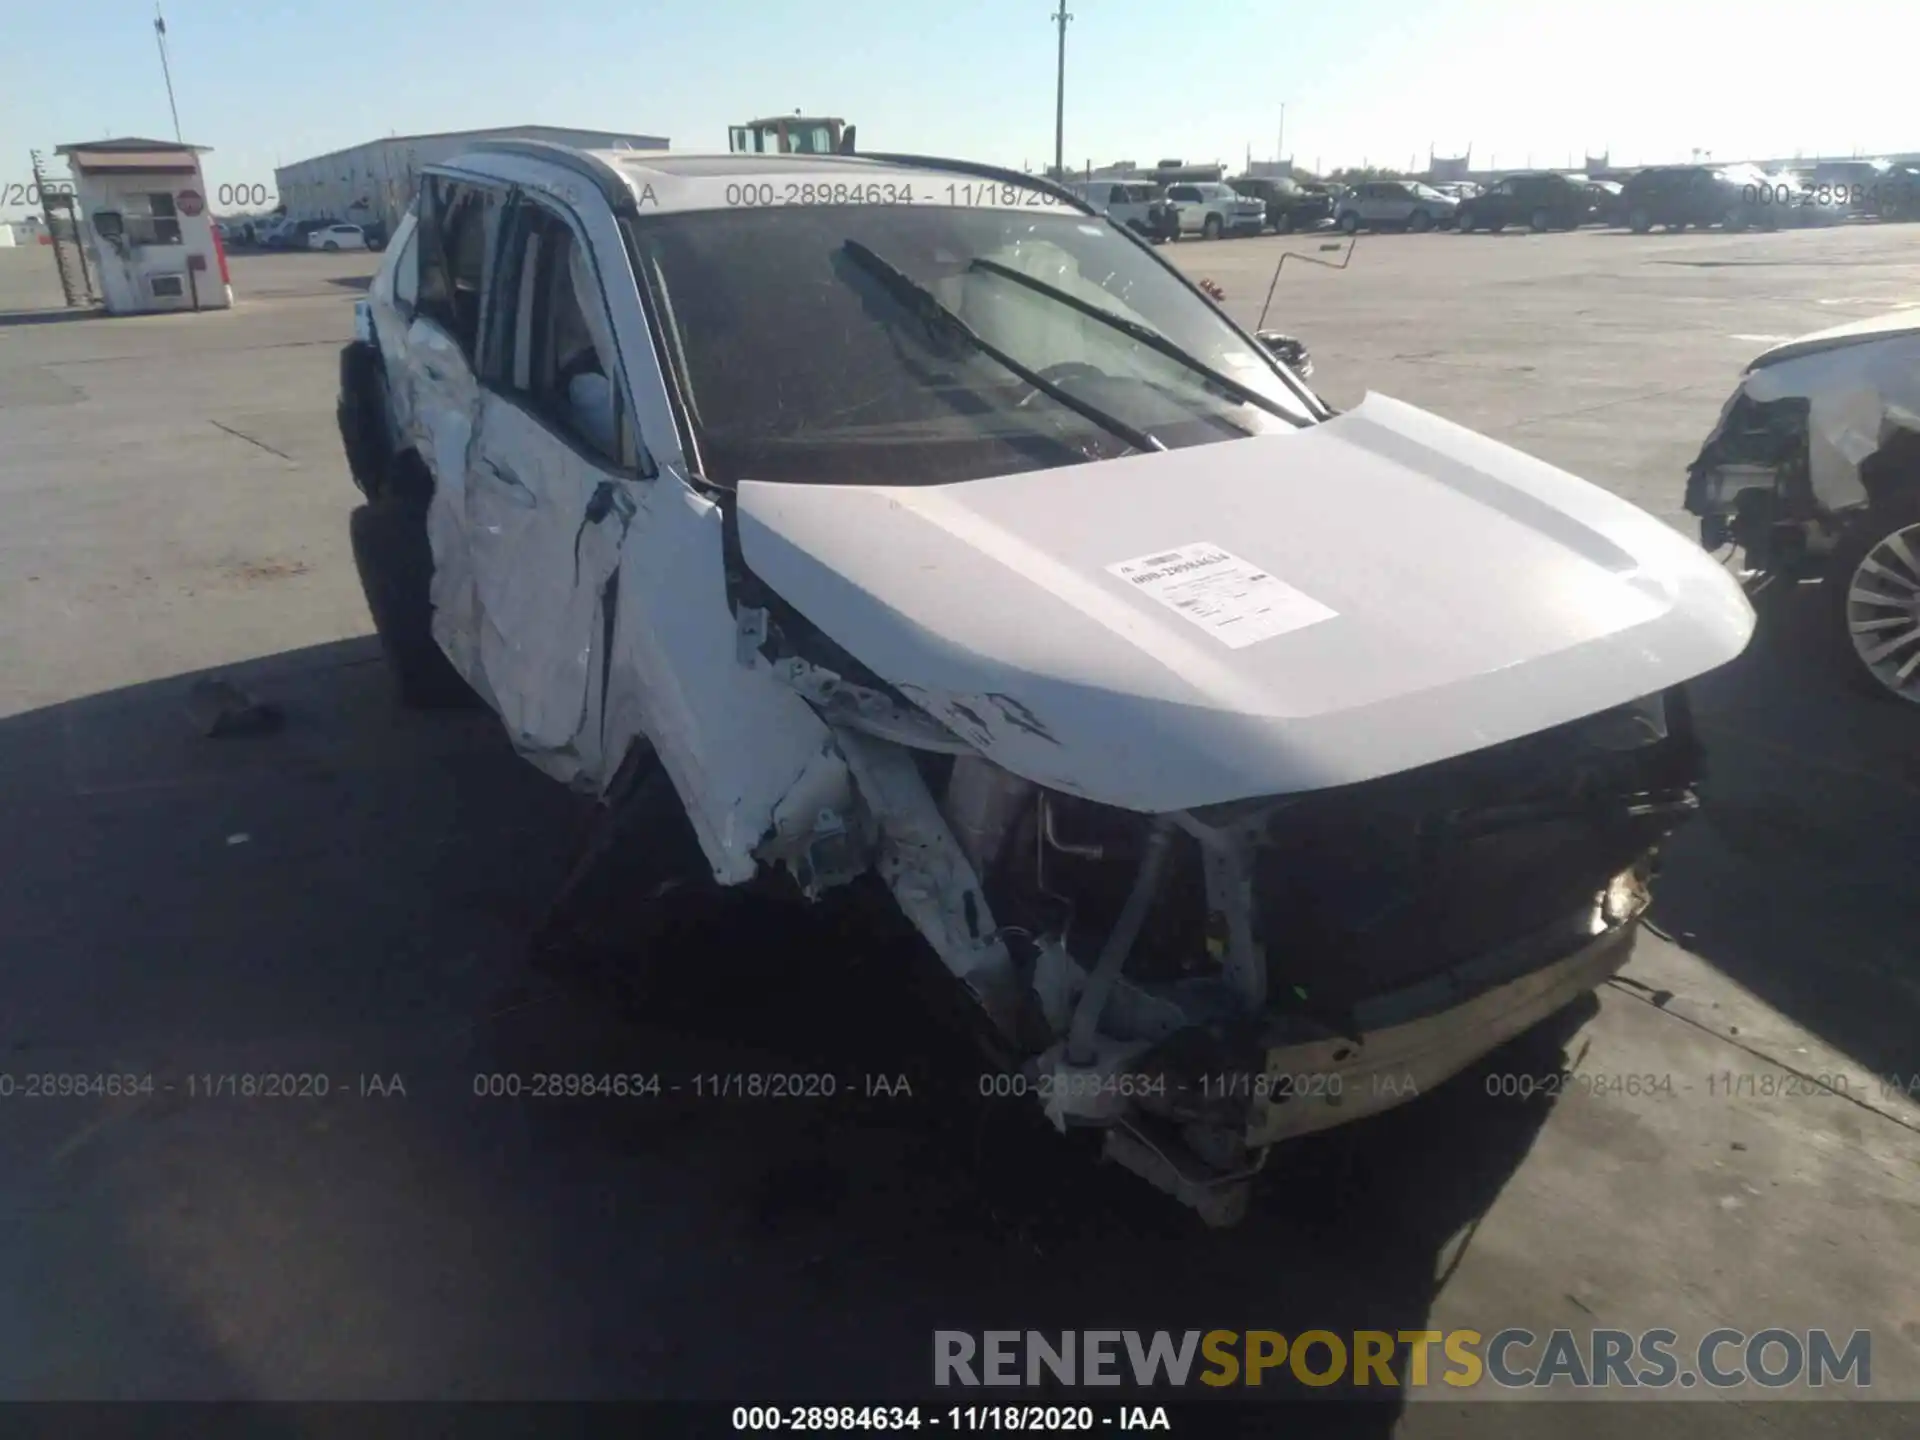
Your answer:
746,626 -> 1702,1225
1686,322 -> 1920,582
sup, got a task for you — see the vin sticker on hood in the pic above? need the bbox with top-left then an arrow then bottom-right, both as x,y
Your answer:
1107,542 -> 1337,649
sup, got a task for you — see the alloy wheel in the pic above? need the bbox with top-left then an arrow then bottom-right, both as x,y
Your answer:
1845,520 -> 1920,702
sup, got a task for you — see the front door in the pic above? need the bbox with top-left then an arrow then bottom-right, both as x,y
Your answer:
461,187 -> 645,789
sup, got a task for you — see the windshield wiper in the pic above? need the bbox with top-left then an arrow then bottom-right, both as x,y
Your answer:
968,258 -> 1308,429
838,240 -> 1165,456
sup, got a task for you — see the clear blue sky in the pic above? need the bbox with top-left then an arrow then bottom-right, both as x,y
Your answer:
4,0 -> 1914,219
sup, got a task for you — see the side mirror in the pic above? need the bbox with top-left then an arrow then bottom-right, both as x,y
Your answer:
837,125 -> 858,156
1256,330 -> 1313,378
93,211 -> 125,239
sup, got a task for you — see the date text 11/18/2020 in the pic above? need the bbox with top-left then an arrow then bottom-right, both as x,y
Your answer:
0,1073 -> 407,1099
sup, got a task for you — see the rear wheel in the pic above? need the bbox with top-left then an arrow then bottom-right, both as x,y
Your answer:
324,240 -> 340,251
1628,207 -> 1653,234
1530,207 -> 1551,232
1826,493 -> 1920,704
1409,208 -> 1434,232
348,498 -> 479,709
1338,210 -> 1360,234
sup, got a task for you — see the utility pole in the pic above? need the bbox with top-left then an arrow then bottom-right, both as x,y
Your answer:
1051,3 -> 1072,180
1278,102 -> 1286,162
153,3 -> 183,142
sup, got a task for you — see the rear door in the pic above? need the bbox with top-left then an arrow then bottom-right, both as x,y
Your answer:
406,171 -> 508,683
461,185 -> 652,787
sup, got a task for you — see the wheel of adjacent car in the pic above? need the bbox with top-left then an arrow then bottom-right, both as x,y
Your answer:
1456,208 -> 1475,232
348,498 -> 479,710
1202,213 -> 1223,240
1338,211 -> 1360,233
1628,207 -> 1653,234
1825,493 -> 1920,704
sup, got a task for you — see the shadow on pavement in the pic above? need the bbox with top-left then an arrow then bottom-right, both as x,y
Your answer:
0,640 -> 1582,1416
0,306 -> 103,328
1651,577 -> 1920,1085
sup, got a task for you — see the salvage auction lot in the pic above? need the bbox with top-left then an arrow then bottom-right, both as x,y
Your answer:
1,226 -> 1917,1430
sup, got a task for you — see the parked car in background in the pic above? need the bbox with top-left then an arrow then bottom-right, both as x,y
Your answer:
1455,172 -> 1592,232
1686,311 -> 1920,704
1164,181 -> 1266,239
1586,180 -> 1624,226
1807,159 -> 1896,217
1762,172 -> 1852,228
1617,166 -> 1770,233
1430,181 -> 1482,202
1335,180 -> 1459,232
309,222 -> 368,252
1229,176 -> 1335,233
1065,180 -> 1177,242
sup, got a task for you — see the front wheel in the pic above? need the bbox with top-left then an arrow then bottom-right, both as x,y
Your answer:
1409,209 -> 1434,232
1530,207 -> 1551,232
1456,209 -> 1476,232
1628,207 -> 1653,234
348,499 -> 479,710
1202,213 -> 1223,240
323,240 -> 340,251
1826,495 -> 1920,704
1338,211 -> 1360,234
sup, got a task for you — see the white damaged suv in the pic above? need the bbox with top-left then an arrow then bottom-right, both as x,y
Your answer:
337,142 -> 1754,1223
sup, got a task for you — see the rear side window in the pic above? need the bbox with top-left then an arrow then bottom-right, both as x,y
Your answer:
417,176 -> 500,361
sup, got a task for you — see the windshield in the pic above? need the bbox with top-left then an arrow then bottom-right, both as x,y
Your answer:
625,203 -> 1318,487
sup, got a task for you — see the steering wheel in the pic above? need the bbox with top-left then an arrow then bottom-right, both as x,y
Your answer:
1015,360 -> 1109,409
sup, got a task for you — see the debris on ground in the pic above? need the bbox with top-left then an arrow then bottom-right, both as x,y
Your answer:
186,676 -> 284,738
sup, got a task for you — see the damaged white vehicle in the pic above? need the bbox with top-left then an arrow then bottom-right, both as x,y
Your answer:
337,143 -> 1754,1223
1686,310 -> 1920,702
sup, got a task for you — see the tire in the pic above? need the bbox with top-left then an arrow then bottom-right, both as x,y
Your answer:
1456,209 -> 1475,233
336,342 -> 391,499
1277,211 -> 1296,234
1488,219 -> 1505,233
1338,211 -> 1360,234
1722,208 -> 1748,233
1202,213 -> 1223,240
324,240 -> 340,252
1823,492 -> 1920,704
1530,207 -> 1551,232
1666,221 -> 1688,233
1409,208 -> 1434,233
348,499 -> 479,710
1628,207 -> 1653,234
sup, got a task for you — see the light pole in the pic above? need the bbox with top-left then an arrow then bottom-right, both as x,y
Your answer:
153,3 -> 183,143
1278,102 -> 1286,163
1051,4 -> 1072,180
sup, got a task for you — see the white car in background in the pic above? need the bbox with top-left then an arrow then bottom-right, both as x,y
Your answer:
309,222 -> 368,252
1163,182 -> 1266,239
1063,180 -> 1175,241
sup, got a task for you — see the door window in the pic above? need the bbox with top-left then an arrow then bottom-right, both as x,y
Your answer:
417,176 -> 499,361
488,197 -> 642,473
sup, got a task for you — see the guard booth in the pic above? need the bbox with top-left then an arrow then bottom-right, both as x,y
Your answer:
727,116 -> 853,156
54,137 -> 233,314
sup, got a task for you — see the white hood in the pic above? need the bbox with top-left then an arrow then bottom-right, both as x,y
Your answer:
738,393 -> 1754,813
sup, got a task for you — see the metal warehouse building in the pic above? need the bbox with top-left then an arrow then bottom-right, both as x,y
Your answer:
273,124 -> 669,233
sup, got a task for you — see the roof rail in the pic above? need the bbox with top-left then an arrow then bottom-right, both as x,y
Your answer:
859,152 -> 1097,219
452,139 -> 636,214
